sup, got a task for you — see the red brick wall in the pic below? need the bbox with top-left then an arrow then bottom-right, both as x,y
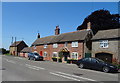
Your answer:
32,41 -> 84,61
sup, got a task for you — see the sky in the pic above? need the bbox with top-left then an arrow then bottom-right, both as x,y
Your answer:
2,2 -> 119,50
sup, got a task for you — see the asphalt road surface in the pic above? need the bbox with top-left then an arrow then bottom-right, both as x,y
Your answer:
2,55 -> 119,82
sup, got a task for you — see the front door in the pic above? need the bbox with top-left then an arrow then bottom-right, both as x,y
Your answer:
40,51 -> 43,56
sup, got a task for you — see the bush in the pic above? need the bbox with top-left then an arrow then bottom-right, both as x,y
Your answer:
52,57 -> 62,62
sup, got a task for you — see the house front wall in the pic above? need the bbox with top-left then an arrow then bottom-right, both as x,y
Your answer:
32,41 -> 84,62
92,40 -> 119,63
10,47 -> 17,55
32,44 -> 52,61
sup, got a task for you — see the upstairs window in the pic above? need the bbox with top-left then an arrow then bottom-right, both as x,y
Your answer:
53,43 -> 58,48
34,45 -> 36,49
100,40 -> 108,48
44,44 -> 47,48
71,41 -> 78,47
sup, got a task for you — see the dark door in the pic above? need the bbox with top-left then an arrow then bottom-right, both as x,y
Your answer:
63,52 -> 69,61
95,53 -> 112,63
85,53 -> 91,58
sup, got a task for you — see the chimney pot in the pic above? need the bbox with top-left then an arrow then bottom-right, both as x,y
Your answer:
37,33 -> 40,38
87,22 -> 91,30
55,25 -> 60,35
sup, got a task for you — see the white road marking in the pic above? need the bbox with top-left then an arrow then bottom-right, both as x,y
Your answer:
6,59 -> 16,64
14,57 -> 26,60
55,71 -> 96,81
49,72 -> 81,81
25,64 -> 45,70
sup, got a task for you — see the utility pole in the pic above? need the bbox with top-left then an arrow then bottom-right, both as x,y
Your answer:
11,37 -> 13,45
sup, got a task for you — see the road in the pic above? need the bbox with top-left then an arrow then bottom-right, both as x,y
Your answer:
2,55 -> 119,82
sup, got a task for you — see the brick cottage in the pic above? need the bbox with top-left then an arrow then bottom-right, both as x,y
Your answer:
31,23 -> 93,63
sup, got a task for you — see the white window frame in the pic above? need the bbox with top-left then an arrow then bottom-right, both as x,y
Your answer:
71,41 -> 78,47
52,52 -> 58,57
53,43 -> 58,48
43,52 -> 47,57
99,40 -> 109,48
44,44 -> 47,48
71,52 -> 78,60
34,45 -> 36,49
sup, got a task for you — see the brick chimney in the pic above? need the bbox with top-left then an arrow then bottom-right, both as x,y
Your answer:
87,22 -> 91,30
37,33 -> 40,38
55,25 -> 60,35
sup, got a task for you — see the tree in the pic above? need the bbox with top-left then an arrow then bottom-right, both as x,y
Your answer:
77,9 -> 120,34
0,48 -> 9,54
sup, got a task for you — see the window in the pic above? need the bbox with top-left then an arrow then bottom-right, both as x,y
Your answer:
34,45 -> 36,49
44,52 -> 47,57
71,41 -> 78,47
44,44 -> 47,48
53,43 -> 58,48
52,52 -> 58,57
71,52 -> 78,59
91,58 -> 98,63
100,40 -> 108,48
64,42 -> 68,47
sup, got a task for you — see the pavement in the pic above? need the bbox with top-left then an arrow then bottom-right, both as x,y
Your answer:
1,55 -> 119,82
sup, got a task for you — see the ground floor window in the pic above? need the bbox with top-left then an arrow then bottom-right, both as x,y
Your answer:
71,52 -> 78,60
52,52 -> 58,57
44,52 -> 47,57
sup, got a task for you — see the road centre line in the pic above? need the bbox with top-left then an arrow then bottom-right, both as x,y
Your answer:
25,64 -> 45,70
14,57 -> 26,60
49,72 -> 81,81
55,71 -> 96,81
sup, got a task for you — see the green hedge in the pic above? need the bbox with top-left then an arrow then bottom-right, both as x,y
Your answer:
67,59 -> 77,64
52,57 -> 62,62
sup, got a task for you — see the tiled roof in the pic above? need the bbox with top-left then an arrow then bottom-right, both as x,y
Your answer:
32,36 -> 56,46
92,28 -> 120,40
32,30 -> 91,46
10,41 -> 23,47
21,47 -> 32,53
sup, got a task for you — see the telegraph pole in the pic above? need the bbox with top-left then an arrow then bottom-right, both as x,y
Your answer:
11,37 -> 13,45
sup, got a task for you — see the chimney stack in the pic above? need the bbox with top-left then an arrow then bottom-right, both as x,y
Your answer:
37,33 -> 40,38
87,22 -> 91,30
55,25 -> 60,35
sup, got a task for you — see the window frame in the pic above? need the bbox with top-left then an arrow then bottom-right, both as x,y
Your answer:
53,43 -> 58,48
71,52 -> 78,60
43,52 -> 47,57
52,52 -> 58,57
44,44 -> 48,48
71,41 -> 78,47
99,40 -> 109,48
